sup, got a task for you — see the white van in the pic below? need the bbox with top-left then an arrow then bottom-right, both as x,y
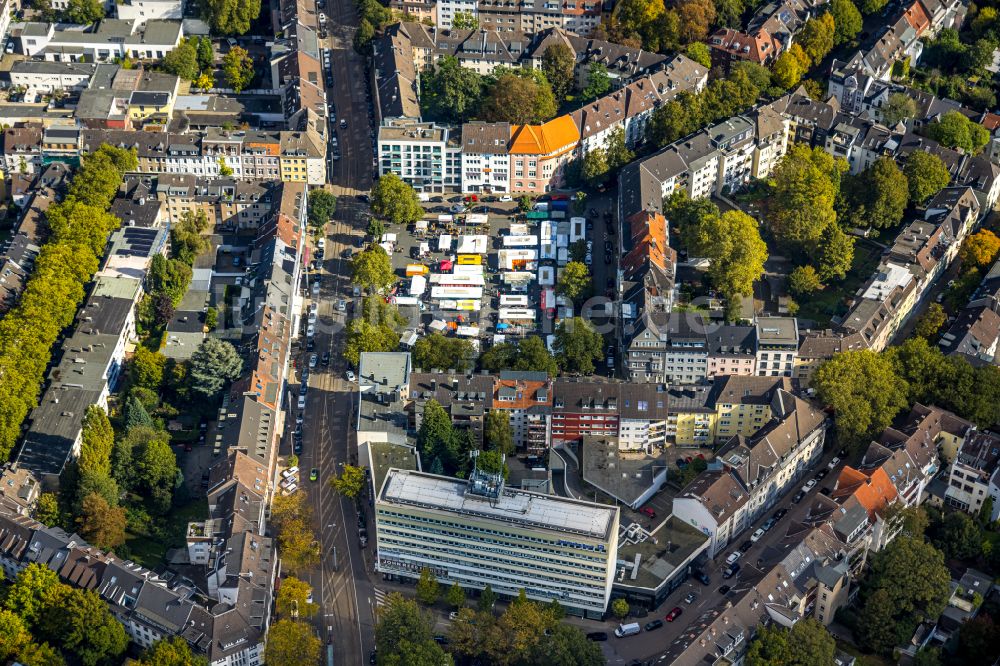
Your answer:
614,622 -> 640,638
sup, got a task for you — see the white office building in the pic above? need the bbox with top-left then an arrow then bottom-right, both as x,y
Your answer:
375,468 -> 619,618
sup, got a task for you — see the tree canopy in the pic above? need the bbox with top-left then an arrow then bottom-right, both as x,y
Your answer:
188,338 -> 242,398
479,337 -> 559,377
746,618 -> 836,666
221,46 -> 254,92
904,151 -> 951,205
371,173 -> 424,224
264,620 -> 321,666
200,0 -> 260,35
480,69 -> 558,125
831,0 -> 863,45
307,189 -> 337,228
768,145 -> 845,246
554,318 -> 604,375
541,43 -> 576,102
927,110 -> 990,154
412,333 -> 474,372
351,244 -> 396,294
420,56 -> 484,123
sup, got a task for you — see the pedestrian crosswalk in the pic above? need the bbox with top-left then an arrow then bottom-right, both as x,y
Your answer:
373,587 -> 388,609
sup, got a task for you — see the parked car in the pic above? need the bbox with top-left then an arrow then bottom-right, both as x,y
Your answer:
499,195 -> 513,202
345,370 -> 356,382
297,395 -> 306,410
586,632 -> 608,642
772,508 -> 787,520
644,619 -> 663,631
337,299 -> 347,312
309,354 -> 318,368
340,119 -> 348,128
792,490 -> 805,503
828,456 -> 841,469
723,563 -> 740,579
683,592 -> 697,604
665,607 -> 683,622
448,611 -> 459,620
693,570 -> 711,585
718,585 -> 731,595
751,528 -> 766,543
322,352 -> 331,366
739,540 -> 753,553
725,551 -> 741,566
640,507 -> 655,518
802,479 -> 817,492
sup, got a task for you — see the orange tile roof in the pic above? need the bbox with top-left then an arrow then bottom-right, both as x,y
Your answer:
622,211 -> 669,274
491,378 -> 552,409
832,465 -> 898,518
509,114 -> 580,155
903,1 -> 930,34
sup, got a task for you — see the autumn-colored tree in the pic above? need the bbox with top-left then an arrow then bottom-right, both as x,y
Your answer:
676,0 -> 716,42
959,229 -> 1000,268
264,620 -> 321,666
275,576 -> 319,619
77,492 -> 126,551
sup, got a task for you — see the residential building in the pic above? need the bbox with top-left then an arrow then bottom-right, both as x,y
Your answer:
115,0 -> 185,24
491,371 -> 552,455
672,388 -> 826,556
408,372 -> 494,443
710,375 -> 791,443
460,122 -> 511,194
942,429 -> 1000,516
375,467 -> 620,618
508,115 -> 579,193
938,257 -> 1000,367
18,20 -> 184,62
755,317 -> 798,377
357,352 -> 413,447
550,380 -> 670,452
377,119 -> 461,192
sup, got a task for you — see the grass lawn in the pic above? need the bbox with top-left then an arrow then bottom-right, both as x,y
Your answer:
796,240 -> 882,327
125,497 -> 208,568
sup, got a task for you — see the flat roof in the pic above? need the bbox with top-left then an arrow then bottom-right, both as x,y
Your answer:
380,469 -> 617,541
616,517 -> 710,590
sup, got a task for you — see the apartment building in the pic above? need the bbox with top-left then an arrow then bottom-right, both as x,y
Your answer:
491,371 -> 552,455
672,388 -> 826,557
938,257 -> 1000,366
408,372 -> 495,443
377,119 -> 461,192
509,115 -> 580,193
375,468 -> 619,618
550,380 -> 670,452
755,317 -> 799,377
942,429 -> 1000,518
460,122 -> 511,194
115,0 -> 184,24
145,174 -> 280,230
18,20 -> 183,62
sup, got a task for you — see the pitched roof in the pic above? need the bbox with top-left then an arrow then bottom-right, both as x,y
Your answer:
509,115 -> 580,155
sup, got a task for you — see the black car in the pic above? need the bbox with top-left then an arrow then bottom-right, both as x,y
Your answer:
718,585 -> 731,595
739,540 -> 753,553
723,563 -> 741,579
693,570 -> 711,586
772,508 -> 788,520
815,469 -> 828,480
293,441 -> 302,454
820,487 -> 832,496
586,632 -> 608,642
322,352 -> 331,366
644,619 -> 664,631
369,650 -> 377,665
433,635 -> 449,645
792,490 -> 805,503
306,339 -> 315,352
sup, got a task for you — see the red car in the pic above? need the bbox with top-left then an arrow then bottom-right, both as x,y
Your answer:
640,507 -> 656,518
665,607 -> 683,622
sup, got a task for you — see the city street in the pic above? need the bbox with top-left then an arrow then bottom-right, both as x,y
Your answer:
293,0 -> 378,661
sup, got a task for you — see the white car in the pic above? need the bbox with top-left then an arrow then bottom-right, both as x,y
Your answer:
725,551 -> 741,566
309,354 -> 318,368
306,324 -> 315,337
345,370 -> 356,382
802,479 -> 817,492
337,299 -> 347,312
297,395 -> 306,410
308,311 -> 317,325
750,528 -> 766,543
317,238 -> 326,251
499,195 -> 513,202
311,281 -> 320,296
828,457 -> 841,469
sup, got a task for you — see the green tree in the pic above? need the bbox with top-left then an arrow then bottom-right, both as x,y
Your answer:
927,111 -> 990,154
611,598 -> 629,620
484,409 -> 513,455
147,254 -> 192,305
676,0 -> 716,42
768,145 -> 844,245
813,350 -> 909,450
695,210 -> 768,300
34,493 -> 60,527
529,622 -> 604,666
913,647 -> 943,666
131,346 -> 166,392
307,189 -> 337,228
915,303 -> 947,338
481,70 -> 557,124
580,63 -> 611,101
479,337 -> 559,377
831,0 -> 862,45
685,41 -> 712,68
351,244 -> 395,293
221,46 -> 254,92
857,537 -> 951,654
446,582 -> 466,609
772,45 -> 807,89
813,221 -> 855,281
132,426 -> 177,496
76,492 -> 126,550
666,190 -> 720,254
344,298 -> 404,365
554,317 -> 603,375
859,0 -> 887,14
412,333 -> 474,372
124,395 -> 155,432
264,620 -> 321,666
275,576 -> 319,619
420,56 -> 484,123
789,265 -> 823,295
852,157 -> 909,229
161,38 -> 200,80
205,306 -> 218,331
196,36 -> 213,71
188,337 -> 242,398
353,18 -> 376,54
415,567 -> 440,606
541,42 -> 576,102
478,585 -> 497,612
38,587 -> 128,666
62,0 -> 104,24
928,510 -> 982,560
418,400 -> 459,471
371,172 -> 423,224
581,148 -> 609,188
79,405 -> 113,478
201,0 -> 260,35
605,127 -> 634,170
136,637 -> 207,666
330,464 -> 365,499
746,618 -> 835,666
451,10 -> 478,29
954,614 -> 1000,665
556,261 -> 592,301
904,151 -> 951,205
798,13 -> 836,64
0,610 -> 34,664
880,91 -> 918,127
